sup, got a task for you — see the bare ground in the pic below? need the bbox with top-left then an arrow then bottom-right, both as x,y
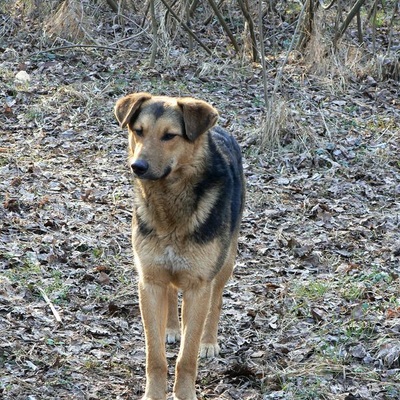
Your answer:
1,4 -> 400,400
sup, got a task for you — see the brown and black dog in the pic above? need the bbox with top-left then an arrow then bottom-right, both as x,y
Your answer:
114,92 -> 245,400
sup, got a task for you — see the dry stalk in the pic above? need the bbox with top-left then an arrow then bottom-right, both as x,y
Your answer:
258,0 -> 308,152
44,0 -> 99,44
260,98 -> 288,151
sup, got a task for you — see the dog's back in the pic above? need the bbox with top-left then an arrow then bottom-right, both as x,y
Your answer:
209,125 -> 245,229
193,125 -> 244,249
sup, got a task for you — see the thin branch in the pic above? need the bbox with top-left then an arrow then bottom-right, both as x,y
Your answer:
141,0 -> 151,28
204,0 -> 224,25
356,7 -> 363,43
297,0 -> 314,50
159,0 -> 212,55
163,0 -> 179,23
386,0 -> 399,57
371,0 -> 378,54
109,30 -> 149,47
207,0 -> 240,53
28,44 -> 147,57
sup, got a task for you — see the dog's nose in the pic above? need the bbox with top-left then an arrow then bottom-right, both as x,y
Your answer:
131,160 -> 149,176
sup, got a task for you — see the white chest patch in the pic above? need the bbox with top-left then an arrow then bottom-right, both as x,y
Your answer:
156,245 -> 191,272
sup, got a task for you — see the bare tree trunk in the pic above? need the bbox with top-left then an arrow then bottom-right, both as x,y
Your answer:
296,0 -> 314,50
149,0 -> 158,67
258,0 -> 268,108
186,0 -> 193,52
237,0 -> 258,62
356,7 -> 363,43
334,0 -> 367,43
204,0 -> 224,25
371,0 -> 378,54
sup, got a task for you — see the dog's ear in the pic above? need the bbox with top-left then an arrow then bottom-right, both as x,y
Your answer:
114,92 -> 152,129
177,98 -> 219,141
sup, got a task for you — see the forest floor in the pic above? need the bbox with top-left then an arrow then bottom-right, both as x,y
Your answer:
1,4 -> 400,400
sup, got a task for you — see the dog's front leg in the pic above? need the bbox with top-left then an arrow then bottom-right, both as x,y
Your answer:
166,285 -> 180,344
139,280 -> 169,400
173,285 -> 211,400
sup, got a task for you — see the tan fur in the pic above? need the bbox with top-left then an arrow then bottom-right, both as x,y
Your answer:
114,93 -> 244,400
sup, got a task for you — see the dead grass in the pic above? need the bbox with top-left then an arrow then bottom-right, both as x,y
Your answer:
258,96 -> 289,151
44,0 -> 98,44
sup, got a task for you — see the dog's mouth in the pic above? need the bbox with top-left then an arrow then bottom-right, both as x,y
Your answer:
131,162 -> 172,181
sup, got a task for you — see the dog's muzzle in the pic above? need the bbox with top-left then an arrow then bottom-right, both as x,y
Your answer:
131,160 -> 172,180
131,160 -> 149,177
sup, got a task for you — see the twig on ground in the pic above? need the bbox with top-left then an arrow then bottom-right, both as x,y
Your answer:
38,287 -> 62,323
28,44 -> 147,57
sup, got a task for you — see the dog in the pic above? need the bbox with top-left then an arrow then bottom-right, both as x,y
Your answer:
114,92 -> 245,400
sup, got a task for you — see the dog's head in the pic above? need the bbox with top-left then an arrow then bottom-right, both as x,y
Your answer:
114,92 -> 219,180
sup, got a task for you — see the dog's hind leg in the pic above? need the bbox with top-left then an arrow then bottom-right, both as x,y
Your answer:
166,285 -> 180,344
200,253 -> 235,359
174,284 -> 211,400
139,280 -> 169,400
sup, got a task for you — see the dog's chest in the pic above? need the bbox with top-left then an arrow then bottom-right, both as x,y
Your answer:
155,245 -> 191,272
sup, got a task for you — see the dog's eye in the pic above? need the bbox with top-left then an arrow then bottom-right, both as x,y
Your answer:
161,133 -> 177,141
134,128 -> 143,137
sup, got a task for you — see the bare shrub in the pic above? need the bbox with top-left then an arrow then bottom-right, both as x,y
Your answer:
304,4 -> 399,85
44,0 -> 97,44
259,96 -> 289,152
4,0 -> 60,19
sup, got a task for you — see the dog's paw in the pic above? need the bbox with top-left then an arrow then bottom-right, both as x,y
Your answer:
199,342 -> 220,358
142,397 -> 166,400
173,395 -> 197,400
141,395 -> 166,400
166,328 -> 181,344
173,390 -> 197,400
